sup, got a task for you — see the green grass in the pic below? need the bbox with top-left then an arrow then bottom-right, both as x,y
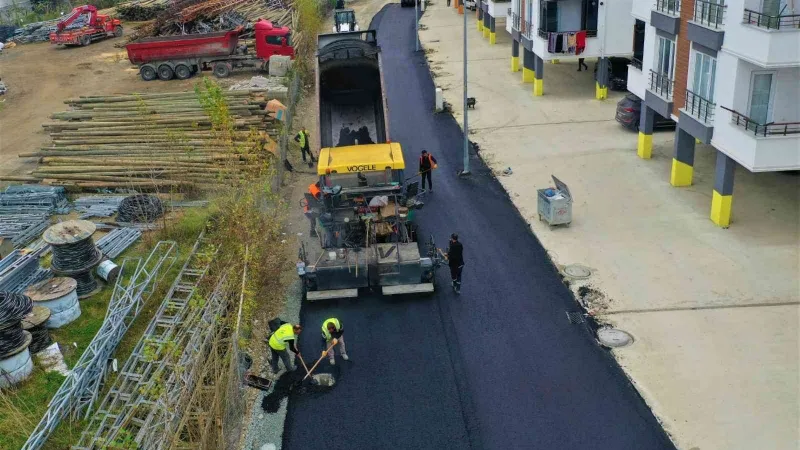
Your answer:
0,207 -> 214,450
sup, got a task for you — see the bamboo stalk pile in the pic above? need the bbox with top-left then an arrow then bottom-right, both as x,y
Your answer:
9,90 -> 285,191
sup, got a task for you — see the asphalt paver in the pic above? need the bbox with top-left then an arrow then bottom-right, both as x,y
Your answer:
283,6 -> 677,449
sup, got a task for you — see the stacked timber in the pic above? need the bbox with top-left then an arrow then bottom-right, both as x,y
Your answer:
9,90 -> 285,191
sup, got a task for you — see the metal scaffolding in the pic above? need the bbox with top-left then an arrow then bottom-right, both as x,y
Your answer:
21,240 -> 178,450
74,233 -> 221,449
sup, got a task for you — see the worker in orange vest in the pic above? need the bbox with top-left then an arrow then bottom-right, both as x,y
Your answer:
303,181 -> 322,237
419,150 -> 438,192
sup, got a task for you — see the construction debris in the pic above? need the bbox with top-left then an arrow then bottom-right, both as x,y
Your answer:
230,75 -> 288,91
4,19 -> 59,44
9,90 -> 285,191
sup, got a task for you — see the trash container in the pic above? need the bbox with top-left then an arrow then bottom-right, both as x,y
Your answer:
537,175 -> 572,227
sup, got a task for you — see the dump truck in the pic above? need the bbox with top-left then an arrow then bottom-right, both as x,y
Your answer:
125,20 -> 294,81
49,5 -> 122,46
297,30 -> 441,301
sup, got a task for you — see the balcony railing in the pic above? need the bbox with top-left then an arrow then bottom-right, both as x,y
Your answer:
521,18 -> 533,38
721,106 -> 800,136
649,70 -> 674,99
536,29 -> 598,39
693,0 -> 725,29
511,11 -> 520,30
743,9 -> 800,30
631,57 -> 643,70
684,89 -> 716,124
654,0 -> 681,16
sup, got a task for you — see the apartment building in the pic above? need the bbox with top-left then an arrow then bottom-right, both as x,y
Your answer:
496,0 -> 634,97
628,0 -> 799,227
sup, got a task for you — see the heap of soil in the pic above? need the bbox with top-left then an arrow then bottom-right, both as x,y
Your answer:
261,364 -> 340,413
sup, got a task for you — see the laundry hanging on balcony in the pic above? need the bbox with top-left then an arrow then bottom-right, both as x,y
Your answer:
547,30 -> 586,55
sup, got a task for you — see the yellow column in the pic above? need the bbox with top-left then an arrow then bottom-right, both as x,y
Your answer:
511,56 -> 520,72
489,31 -> 496,44
710,191 -> 733,227
670,159 -> 694,187
637,133 -> 653,159
594,82 -> 608,100
533,79 -> 543,96
522,68 -> 535,83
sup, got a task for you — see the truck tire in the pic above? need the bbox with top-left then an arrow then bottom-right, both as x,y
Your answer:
213,62 -> 232,78
80,35 -> 91,46
157,64 -> 174,81
114,26 -> 123,38
140,65 -> 157,81
174,64 -> 192,80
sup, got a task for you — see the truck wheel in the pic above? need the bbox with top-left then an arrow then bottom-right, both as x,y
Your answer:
80,35 -> 91,46
114,26 -> 123,38
213,63 -> 231,78
140,65 -> 157,81
174,64 -> 192,80
157,64 -> 174,81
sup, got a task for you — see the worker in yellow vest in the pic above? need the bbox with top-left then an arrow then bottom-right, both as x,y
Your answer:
321,318 -> 348,365
269,323 -> 303,374
294,127 -> 314,167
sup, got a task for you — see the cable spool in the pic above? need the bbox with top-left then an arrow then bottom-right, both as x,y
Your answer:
43,220 -> 103,299
0,293 -> 34,387
117,194 -> 164,223
21,305 -> 52,354
25,277 -> 81,329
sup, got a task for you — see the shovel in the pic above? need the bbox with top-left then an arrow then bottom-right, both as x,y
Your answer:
303,339 -> 339,382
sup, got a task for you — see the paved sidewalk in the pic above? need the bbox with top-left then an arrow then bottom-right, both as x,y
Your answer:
420,4 -> 799,450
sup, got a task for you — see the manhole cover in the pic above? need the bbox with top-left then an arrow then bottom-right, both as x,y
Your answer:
564,264 -> 592,279
597,328 -> 634,348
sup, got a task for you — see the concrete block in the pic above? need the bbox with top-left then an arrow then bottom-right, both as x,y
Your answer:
269,56 -> 292,77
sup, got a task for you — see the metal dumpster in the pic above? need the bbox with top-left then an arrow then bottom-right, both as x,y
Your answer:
537,175 -> 572,227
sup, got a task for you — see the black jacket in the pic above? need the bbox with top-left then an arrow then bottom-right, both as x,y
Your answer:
419,154 -> 437,172
447,241 -> 464,267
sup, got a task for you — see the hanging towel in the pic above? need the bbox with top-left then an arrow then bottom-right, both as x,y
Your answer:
576,30 -> 586,55
548,33 -> 556,53
555,34 -> 564,53
567,32 -> 577,54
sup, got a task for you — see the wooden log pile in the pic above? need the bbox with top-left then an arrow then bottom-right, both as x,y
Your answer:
7,90 -> 286,191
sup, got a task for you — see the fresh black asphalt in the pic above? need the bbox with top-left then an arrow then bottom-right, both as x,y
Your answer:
283,5 -> 677,450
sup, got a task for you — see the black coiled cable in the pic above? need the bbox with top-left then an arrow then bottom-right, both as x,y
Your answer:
50,236 -> 101,274
117,194 -> 164,223
72,271 -> 98,297
0,292 -> 33,358
22,307 -> 52,354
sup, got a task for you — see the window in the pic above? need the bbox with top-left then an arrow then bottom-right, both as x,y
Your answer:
655,36 -> 676,79
748,72 -> 774,125
690,50 -> 716,101
266,35 -> 283,46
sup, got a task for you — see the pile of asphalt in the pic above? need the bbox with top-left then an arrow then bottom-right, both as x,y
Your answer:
262,364 -> 340,413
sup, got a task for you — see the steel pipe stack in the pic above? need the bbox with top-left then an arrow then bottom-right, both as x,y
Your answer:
43,221 -> 103,298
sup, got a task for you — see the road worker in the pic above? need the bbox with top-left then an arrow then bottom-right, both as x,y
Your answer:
269,323 -> 303,374
419,150 -> 438,192
303,181 -> 322,237
446,233 -> 464,294
294,127 -> 314,167
321,317 -> 348,365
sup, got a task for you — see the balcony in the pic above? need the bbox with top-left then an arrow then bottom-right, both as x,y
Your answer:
712,107 -> 800,171
644,70 -> 675,118
652,0 -> 681,34
511,11 -> 520,31
693,0 -> 725,29
521,17 -> 533,39
631,57 -> 643,70
536,29 -> 596,55
743,9 -> 800,30
678,89 -> 716,143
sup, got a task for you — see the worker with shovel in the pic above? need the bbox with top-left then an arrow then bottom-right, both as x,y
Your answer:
269,323 -> 303,375
321,318 -> 348,365
419,150 -> 438,192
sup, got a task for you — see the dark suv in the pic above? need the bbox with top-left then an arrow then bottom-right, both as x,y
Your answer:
615,94 -> 676,131
594,57 -> 632,91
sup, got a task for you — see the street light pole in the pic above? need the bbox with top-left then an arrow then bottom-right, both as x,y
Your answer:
415,0 -> 420,51
461,0 -> 471,175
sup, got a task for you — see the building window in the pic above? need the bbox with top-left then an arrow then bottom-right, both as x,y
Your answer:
690,51 -> 716,102
631,19 -> 645,69
655,36 -> 676,79
748,72 -> 775,126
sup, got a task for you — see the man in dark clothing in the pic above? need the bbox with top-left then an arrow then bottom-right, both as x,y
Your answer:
294,127 -> 314,167
419,150 -> 438,192
446,233 -> 464,294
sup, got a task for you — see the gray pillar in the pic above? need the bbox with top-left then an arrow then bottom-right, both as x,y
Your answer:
522,47 -> 535,82
713,151 -> 736,196
595,57 -> 610,87
670,128 -> 696,186
512,38 -> 519,58
640,105 -> 655,134
533,54 -> 544,95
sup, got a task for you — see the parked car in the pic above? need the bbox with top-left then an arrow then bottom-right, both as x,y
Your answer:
615,93 -> 676,131
594,57 -> 631,91
465,0 -> 477,10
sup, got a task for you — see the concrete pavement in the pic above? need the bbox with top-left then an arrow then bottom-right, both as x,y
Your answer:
420,4 -> 799,450
284,4 -> 675,449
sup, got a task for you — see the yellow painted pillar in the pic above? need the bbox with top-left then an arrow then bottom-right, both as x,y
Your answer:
710,151 -> 736,227
637,133 -> 653,159
670,129 -> 695,187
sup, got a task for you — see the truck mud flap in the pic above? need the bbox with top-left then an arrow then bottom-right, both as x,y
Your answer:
382,283 -> 434,296
306,288 -> 359,301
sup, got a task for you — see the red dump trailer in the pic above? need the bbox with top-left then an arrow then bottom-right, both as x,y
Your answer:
125,20 -> 295,81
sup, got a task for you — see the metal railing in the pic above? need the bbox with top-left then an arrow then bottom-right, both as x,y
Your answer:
693,0 -> 726,28
743,9 -> 800,30
655,0 -> 681,15
631,57 -> 643,70
649,70 -> 674,99
537,28 -> 598,39
521,17 -> 533,38
722,106 -> 800,136
684,89 -> 716,124
511,11 -> 520,30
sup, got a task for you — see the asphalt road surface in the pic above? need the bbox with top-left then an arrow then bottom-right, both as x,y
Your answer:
283,6 -> 676,450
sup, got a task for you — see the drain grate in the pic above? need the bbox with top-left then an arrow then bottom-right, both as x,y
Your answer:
566,311 -> 585,324
564,264 -> 593,279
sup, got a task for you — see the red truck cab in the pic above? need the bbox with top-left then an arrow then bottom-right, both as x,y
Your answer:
254,19 -> 294,59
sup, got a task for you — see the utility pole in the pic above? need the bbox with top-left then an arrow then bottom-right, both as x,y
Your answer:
415,0 -> 420,51
461,0 -> 471,176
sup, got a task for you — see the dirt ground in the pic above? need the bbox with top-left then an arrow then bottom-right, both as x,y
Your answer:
0,33 -> 261,180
